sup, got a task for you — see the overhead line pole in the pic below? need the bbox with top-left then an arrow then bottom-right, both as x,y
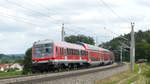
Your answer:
130,22 -> 135,72
120,46 -> 123,63
61,23 -> 65,41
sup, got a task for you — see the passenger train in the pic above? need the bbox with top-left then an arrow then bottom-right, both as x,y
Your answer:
32,40 -> 115,72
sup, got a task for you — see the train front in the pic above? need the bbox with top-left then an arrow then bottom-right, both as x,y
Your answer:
32,40 -> 54,64
32,40 -> 55,72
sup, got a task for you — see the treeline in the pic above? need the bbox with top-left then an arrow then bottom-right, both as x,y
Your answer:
65,34 -> 95,45
0,54 -> 24,64
100,30 -> 150,62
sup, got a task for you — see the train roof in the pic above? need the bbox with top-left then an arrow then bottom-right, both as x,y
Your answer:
33,40 -> 111,52
54,41 -> 85,50
33,40 -> 85,50
34,39 -> 53,45
79,43 -> 111,52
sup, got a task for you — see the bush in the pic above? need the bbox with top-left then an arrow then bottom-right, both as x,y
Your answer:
22,48 -> 32,74
7,68 -> 19,72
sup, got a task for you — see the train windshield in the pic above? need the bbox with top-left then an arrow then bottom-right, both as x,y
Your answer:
33,43 -> 53,57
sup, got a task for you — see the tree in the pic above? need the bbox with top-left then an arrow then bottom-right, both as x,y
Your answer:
65,34 -> 95,45
22,48 -> 32,74
14,57 -> 24,65
100,30 -> 150,62
135,40 -> 150,62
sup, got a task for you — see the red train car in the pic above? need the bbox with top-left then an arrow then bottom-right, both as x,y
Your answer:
32,40 -> 114,72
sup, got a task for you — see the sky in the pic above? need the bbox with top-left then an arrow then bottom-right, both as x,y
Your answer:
0,0 -> 150,54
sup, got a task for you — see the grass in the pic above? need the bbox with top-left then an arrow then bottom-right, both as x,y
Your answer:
141,63 -> 150,84
95,70 -> 135,84
95,63 -> 141,84
0,71 -> 22,78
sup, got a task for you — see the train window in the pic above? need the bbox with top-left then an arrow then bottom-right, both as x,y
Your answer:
77,50 -> 79,56
67,48 -> 69,55
56,47 -> 58,53
69,49 -> 71,55
45,48 -> 50,53
61,48 -> 64,55
84,51 -> 86,56
74,50 -> 76,55
45,44 -> 51,47
34,43 -> 53,57
61,48 -> 64,54
86,51 -> 88,56
60,48 -> 62,55
81,50 -> 85,56
70,49 -> 73,55
72,49 -> 74,55
75,49 -> 78,56
75,49 -> 79,56
81,50 -> 83,56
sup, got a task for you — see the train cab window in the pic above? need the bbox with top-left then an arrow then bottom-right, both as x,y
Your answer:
45,44 -> 51,47
33,43 -> 53,57
45,48 -> 50,53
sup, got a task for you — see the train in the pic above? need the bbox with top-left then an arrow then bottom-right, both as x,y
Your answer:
31,40 -> 115,72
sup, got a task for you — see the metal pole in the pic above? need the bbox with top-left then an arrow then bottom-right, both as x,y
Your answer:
61,23 -> 65,41
120,46 -> 123,63
130,22 -> 135,72
95,36 -> 98,46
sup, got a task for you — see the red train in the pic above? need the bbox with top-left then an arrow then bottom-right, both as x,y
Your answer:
32,40 -> 115,72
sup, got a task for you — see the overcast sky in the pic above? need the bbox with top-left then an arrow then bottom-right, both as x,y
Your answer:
0,0 -> 150,54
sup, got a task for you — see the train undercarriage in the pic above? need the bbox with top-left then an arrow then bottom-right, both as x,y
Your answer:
31,62 -> 90,73
31,60 -> 113,73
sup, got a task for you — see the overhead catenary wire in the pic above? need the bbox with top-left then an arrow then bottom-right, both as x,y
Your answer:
25,0 -> 58,15
93,0 -> 125,38
6,0 -> 119,42
5,0 -> 62,24
96,0 -> 132,42
0,14 -> 42,27
97,0 -> 131,23
103,27 -> 129,41
3,0 -> 129,44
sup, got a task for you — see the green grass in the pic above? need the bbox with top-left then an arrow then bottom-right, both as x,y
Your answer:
134,63 -> 139,73
95,63 -> 150,84
123,74 -> 139,84
142,63 -> 150,84
95,63 -> 140,84
0,71 -> 22,77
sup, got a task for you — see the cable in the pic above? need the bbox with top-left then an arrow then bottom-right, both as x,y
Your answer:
5,0 -> 62,24
104,27 -> 129,41
97,0 -> 130,23
27,0 -> 58,14
0,13 -> 46,27
94,0 -> 131,40
65,24 -> 97,34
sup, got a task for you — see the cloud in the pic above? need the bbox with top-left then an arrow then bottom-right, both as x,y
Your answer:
0,0 -> 149,54
136,0 -> 150,7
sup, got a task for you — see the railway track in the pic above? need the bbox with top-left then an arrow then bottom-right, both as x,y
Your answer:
0,63 -> 125,84
0,63 -> 117,80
